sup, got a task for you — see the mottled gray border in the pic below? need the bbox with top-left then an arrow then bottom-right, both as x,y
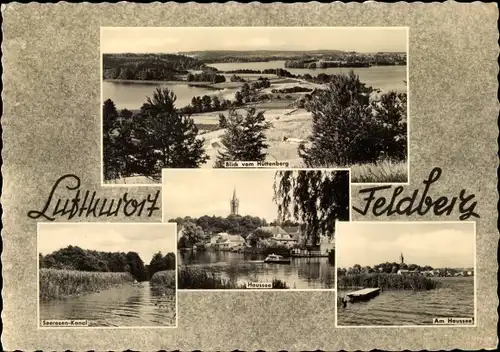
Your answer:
1,2 -> 498,350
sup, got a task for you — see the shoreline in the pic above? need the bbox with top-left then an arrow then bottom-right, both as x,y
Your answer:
103,78 -> 246,90
40,281 -> 139,302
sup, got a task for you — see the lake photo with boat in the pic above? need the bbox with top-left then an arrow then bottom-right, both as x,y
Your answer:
163,168 -> 350,290
38,223 -> 177,328
337,277 -> 474,326
178,250 -> 334,289
335,222 -> 476,327
101,27 -> 408,185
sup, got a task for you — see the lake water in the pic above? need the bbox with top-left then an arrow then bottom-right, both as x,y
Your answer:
103,61 -> 407,110
102,81 -> 234,110
337,277 -> 474,326
208,60 -> 408,93
39,282 -> 176,327
179,250 -> 334,289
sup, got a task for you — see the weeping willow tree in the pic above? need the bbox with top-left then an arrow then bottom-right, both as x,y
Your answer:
273,170 -> 350,245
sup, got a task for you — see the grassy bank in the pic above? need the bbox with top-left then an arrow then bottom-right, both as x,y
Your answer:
39,268 -> 134,301
349,160 -> 408,183
337,273 -> 440,291
178,266 -> 289,289
150,270 -> 176,289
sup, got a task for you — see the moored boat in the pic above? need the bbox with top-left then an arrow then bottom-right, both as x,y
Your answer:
345,287 -> 381,303
264,254 -> 291,264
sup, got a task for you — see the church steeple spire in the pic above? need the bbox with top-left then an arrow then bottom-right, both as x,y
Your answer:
400,252 -> 404,264
230,186 -> 239,215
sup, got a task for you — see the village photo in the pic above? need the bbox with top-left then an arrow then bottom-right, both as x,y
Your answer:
102,27 -> 408,185
162,168 -> 350,290
38,223 -> 177,328
335,221 -> 475,327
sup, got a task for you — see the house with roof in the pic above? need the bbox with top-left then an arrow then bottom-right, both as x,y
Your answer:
256,226 -> 299,248
397,269 -> 418,276
210,232 -> 246,250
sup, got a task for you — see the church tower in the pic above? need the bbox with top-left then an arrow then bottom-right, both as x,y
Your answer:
400,252 -> 404,264
230,187 -> 239,215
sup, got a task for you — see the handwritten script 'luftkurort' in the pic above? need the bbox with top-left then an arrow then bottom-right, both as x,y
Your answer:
27,174 -> 160,221
353,167 -> 479,220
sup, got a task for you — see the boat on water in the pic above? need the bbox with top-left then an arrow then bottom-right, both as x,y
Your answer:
345,287 -> 381,303
264,254 -> 291,264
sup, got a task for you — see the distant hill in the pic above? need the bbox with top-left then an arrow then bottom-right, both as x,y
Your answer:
178,50 -> 346,59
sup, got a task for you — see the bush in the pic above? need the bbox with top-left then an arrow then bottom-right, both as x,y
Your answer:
299,71 -> 407,167
272,279 -> 289,289
150,270 -> 176,289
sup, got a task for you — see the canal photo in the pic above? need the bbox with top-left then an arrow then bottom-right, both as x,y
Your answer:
335,221 -> 476,327
37,223 -> 178,328
101,27 -> 408,185
163,168 -> 350,290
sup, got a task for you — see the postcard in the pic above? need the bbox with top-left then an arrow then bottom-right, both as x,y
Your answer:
1,2 -> 498,351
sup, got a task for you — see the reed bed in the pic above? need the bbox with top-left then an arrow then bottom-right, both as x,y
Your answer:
39,268 -> 134,301
337,273 -> 440,291
178,266 -> 288,289
150,270 -> 176,289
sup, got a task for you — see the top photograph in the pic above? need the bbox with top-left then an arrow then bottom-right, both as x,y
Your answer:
101,27 -> 408,186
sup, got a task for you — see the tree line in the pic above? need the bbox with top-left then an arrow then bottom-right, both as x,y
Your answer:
39,245 -> 176,281
172,214 -> 269,248
186,72 -> 226,83
102,53 -> 208,80
336,262 -> 472,277
180,95 -> 232,115
103,67 -> 184,82
337,262 -> 435,276
175,217 -> 303,251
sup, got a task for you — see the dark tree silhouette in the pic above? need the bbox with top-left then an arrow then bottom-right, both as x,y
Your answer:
133,88 -> 209,178
214,108 -> 272,167
149,251 -> 176,278
273,170 -> 350,245
298,71 -> 407,167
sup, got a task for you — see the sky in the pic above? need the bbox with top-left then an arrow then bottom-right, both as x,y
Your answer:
101,27 -> 407,54
38,223 -> 177,264
335,222 -> 475,269
163,169 -> 281,223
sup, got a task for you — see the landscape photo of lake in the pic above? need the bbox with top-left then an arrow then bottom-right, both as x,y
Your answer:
101,27 -> 408,185
162,168 -> 350,290
335,222 -> 475,327
38,223 -> 177,328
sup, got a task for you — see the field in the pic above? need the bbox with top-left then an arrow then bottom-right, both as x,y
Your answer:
39,268 -> 134,301
197,106 -> 408,183
337,273 -> 441,291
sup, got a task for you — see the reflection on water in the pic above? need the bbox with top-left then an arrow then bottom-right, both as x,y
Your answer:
208,61 -> 408,93
179,250 -> 334,289
39,281 -> 176,327
337,277 -> 474,326
102,81 -> 237,110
